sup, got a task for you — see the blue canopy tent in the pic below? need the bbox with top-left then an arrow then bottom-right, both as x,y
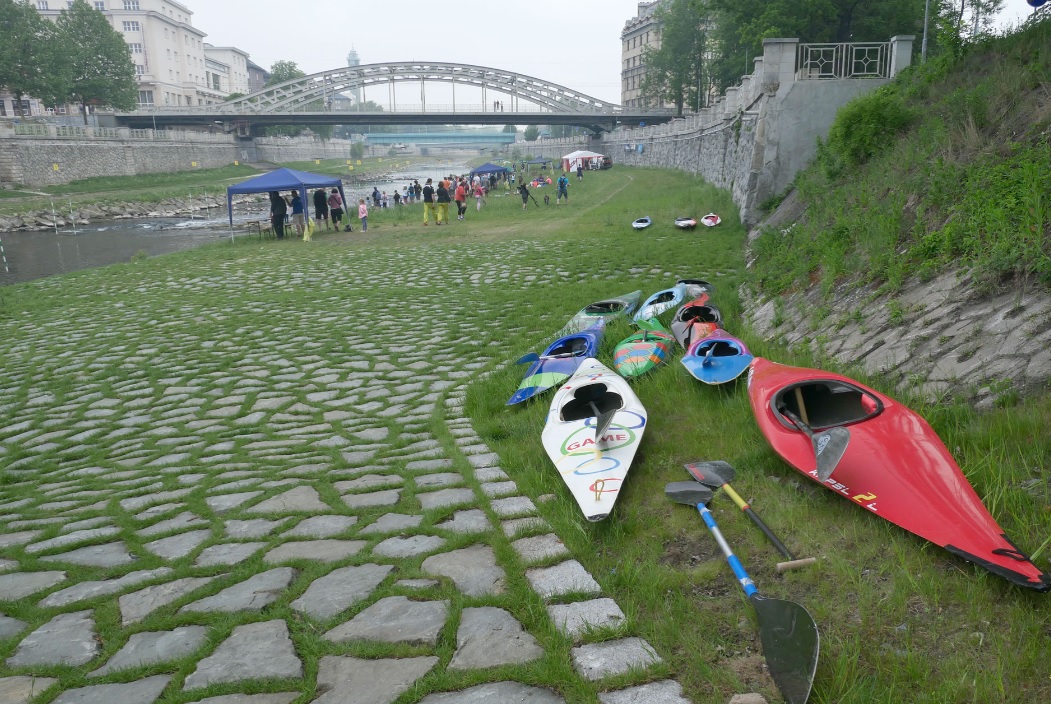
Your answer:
469,162 -> 510,180
225,167 -> 347,230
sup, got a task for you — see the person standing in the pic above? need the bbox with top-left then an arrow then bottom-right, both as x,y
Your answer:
474,181 -> 484,211
518,182 -> 530,210
556,173 -> 569,204
454,179 -> 467,220
421,178 -> 435,226
576,163 -> 584,181
289,190 -> 305,238
413,180 -> 422,203
358,198 -> 369,232
435,180 -> 451,225
313,188 -> 330,231
328,188 -> 345,231
269,191 -> 287,239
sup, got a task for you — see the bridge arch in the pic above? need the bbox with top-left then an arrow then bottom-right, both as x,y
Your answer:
222,62 -> 618,114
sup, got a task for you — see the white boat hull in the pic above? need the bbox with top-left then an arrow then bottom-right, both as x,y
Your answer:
541,358 -> 647,521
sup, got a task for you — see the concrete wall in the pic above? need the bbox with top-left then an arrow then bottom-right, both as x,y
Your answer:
530,36 -> 914,226
0,123 -> 366,186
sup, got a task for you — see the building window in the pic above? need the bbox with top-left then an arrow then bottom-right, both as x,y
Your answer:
135,64 -> 145,75
122,21 -> 140,31
212,74 -> 220,90
164,28 -> 169,39
166,49 -> 171,59
95,1 -> 105,9
123,0 -> 139,9
36,1 -> 48,10
138,90 -> 153,105
128,42 -> 142,53
184,36 -> 189,45
0,101 -> 6,117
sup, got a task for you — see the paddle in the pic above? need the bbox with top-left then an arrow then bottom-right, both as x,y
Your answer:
684,461 -> 816,572
589,401 -> 616,445
702,343 -> 716,367
666,481 -> 819,704
780,408 -> 850,482
514,352 -> 539,365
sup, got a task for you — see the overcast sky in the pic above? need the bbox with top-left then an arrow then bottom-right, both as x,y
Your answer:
190,0 -> 648,105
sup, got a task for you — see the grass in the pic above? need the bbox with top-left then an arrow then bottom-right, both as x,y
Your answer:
749,17 -> 1051,298
0,166 -> 1048,703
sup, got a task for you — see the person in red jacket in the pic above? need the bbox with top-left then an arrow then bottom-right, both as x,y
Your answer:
454,179 -> 467,220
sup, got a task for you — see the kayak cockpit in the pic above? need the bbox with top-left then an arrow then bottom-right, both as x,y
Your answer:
773,380 -> 883,431
584,301 -> 624,314
560,383 -> 624,422
548,337 -> 590,358
679,305 -> 721,324
698,340 -> 742,357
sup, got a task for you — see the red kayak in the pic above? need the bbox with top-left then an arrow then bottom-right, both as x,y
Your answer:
747,357 -> 1050,591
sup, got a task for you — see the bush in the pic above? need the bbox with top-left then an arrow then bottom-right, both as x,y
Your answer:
822,87 -> 915,175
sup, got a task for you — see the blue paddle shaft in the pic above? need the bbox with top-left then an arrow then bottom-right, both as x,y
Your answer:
698,504 -> 757,597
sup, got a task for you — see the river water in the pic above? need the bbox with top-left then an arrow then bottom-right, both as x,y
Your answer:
0,161 -> 471,286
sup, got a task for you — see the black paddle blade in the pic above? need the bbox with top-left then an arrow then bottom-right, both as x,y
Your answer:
594,408 -> 617,443
664,481 -> 714,506
514,352 -> 539,365
814,427 -> 850,482
750,594 -> 820,704
683,460 -> 736,488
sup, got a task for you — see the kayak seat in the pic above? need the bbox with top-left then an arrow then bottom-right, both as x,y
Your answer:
779,382 -> 880,429
585,302 -> 622,314
562,385 -> 624,421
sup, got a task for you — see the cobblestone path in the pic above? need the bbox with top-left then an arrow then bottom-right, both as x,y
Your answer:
0,241 -> 691,703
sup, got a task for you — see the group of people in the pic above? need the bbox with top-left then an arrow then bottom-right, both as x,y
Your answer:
267,165 -> 573,237
517,172 -> 571,209
268,188 -> 369,239
419,175 -> 486,226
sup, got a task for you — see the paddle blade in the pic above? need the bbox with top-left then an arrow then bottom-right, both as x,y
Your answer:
515,352 -> 539,365
814,427 -> 850,481
594,408 -> 616,443
750,595 -> 820,704
664,481 -> 714,507
683,460 -> 736,488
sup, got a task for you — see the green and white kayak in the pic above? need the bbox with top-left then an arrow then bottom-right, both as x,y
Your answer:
559,290 -> 642,336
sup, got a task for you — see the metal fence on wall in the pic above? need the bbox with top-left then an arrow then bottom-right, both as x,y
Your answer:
796,42 -> 890,80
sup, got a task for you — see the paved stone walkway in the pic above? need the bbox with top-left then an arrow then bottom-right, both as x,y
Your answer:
0,245 -> 694,702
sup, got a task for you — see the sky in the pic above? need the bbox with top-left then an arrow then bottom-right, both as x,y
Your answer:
189,0 -> 650,105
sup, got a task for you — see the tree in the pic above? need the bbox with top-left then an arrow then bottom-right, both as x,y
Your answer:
55,1 -> 136,123
524,125 -> 540,141
706,0 -> 928,91
641,0 -> 713,114
0,0 -> 65,117
502,124 -> 518,134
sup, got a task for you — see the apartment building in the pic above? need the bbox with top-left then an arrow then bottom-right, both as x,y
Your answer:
31,0 -> 251,109
621,1 -> 665,108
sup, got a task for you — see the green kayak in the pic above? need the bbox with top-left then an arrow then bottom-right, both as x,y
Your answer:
613,318 -> 677,377
558,290 -> 642,336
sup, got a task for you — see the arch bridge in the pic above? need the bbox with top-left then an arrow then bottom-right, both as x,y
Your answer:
118,61 -> 674,133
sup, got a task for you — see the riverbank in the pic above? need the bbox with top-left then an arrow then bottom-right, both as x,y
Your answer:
1,167 -> 1047,704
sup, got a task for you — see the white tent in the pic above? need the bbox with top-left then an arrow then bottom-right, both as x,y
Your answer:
561,149 -> 609,172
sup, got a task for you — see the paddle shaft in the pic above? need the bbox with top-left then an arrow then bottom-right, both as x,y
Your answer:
697,503 -> 757,597
721,484 -> 795,561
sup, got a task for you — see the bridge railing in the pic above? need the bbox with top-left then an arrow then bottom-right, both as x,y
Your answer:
1,121 -> 234,143
123,104 -> 677,117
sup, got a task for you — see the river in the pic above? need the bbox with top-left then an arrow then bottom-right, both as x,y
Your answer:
0,160 -> 472,286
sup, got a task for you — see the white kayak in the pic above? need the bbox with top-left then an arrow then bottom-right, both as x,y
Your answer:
541,358 -> 648,521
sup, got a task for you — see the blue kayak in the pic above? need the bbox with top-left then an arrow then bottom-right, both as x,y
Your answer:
507,322 -> 606,405
632,282 -> 687,322
681,333 -> 754,385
